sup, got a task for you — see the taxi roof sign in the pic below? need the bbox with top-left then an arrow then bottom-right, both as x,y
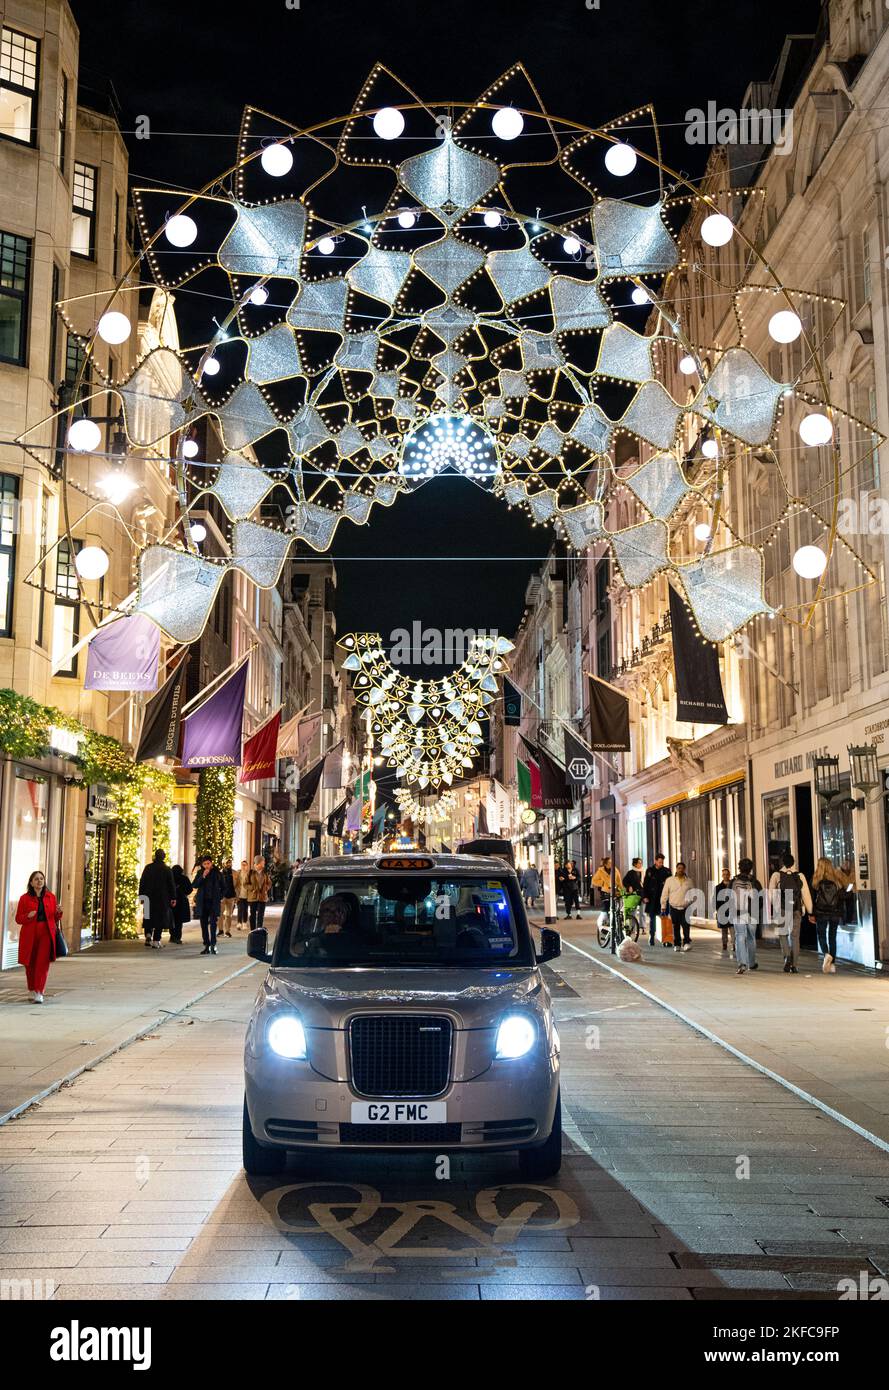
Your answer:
376,855 -> 435,871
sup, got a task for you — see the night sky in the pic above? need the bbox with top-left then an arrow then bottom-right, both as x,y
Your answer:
70,0 -> 822,646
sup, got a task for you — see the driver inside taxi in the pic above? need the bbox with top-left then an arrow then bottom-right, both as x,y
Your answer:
318,894 -> 351,934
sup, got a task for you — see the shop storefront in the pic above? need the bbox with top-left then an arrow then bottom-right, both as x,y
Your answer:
645,774 -> 746,892
82,783 -> 119,946
751,716 -> 887,968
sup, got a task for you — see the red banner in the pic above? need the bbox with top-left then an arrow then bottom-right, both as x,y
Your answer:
239,710 -> 281,783
528,755 -> 543,808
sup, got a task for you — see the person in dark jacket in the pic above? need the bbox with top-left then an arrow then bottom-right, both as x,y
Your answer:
219,859 -> 236,938
192,856 -> 224,955
139,849 -> 176,950
642,854 -> 670,947
729,858 -> 763,975
170,864 -> 193,944
714,867 -> 734,956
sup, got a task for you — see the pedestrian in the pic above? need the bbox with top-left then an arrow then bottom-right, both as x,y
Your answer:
768,851 -> 813,974
138,849 -> 176,950
642,853 -> 671,947
519,863 -> 541,909
730,857 -> 763,975
661,861 -> 695,952
561,859 -> 583,919
714,867 -> 735,957
838,858 -> 857,927
219,858 -> 236,938
246,855 -> 271,932
812,857 -> 846,973
623,857 -> 643,936
591,856 -> 622,911
170,864 -> 193,944
234,858 -> 250,930
192,855 -> 224,955
15,870 -> 62,1003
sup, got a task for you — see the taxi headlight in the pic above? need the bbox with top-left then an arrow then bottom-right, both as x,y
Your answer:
495,1014 -> 537,1059
267,1014 -> 307,1059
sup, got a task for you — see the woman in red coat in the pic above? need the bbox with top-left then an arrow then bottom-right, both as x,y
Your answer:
16,870 -> 61,1003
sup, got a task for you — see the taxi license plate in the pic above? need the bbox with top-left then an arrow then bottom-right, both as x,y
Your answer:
350,1101 -> 447,1124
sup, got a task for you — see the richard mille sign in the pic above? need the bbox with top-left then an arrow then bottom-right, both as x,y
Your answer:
774,746 -> 829,780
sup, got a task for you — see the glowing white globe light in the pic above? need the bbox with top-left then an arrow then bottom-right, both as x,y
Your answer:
165,214 -> 197,247
397,210 -> 416,229
260,143 -> 293,177
701,213 -> 734,246
799,412 -> 833,446
701,439 -> 719,459
678,355 -> 697,375
793,544 -> 827,579
99,471 -> 135,506
605,142 -> 637,177
67,418 -> 101,452
248,284 -> 269,306
484,211 -> 502,228
189,522 -> 207,543
201,356 -> 220,376
562,236 -> 581,257
694,522 -> 712,542
317,236 -> 336,254
768,309 -> 802,343
74,545 -> 109,580
97,311 -> 131,345
492,106 -> 523,141
182,439 -> 199,459
373,106 -> 404,140
631,286 -> 650,305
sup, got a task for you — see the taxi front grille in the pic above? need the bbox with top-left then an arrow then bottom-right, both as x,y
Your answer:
348,1014 -> 452,1097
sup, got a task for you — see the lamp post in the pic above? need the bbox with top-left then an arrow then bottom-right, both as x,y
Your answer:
848,744 -> 881,802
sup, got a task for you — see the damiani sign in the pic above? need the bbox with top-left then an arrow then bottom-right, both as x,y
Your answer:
774,746 -> 829,779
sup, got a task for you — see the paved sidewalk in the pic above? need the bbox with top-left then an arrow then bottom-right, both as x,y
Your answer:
0,911 -> 275,1123
533,912 -> 889,1150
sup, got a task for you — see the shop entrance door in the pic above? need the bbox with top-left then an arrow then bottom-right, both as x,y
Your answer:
82,822 -> 110,946
794,782 -> 816,949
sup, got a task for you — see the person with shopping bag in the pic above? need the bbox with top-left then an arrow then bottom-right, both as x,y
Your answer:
642,853 -> 671,947
660,862 -> 695,952
16,870 -> 63,1003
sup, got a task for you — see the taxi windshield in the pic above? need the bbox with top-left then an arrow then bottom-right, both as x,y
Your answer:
275,875 -> 532,968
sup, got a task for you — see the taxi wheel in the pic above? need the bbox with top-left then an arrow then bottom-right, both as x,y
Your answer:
517,1089 -> 562,1180
242,1099 -> 286,1175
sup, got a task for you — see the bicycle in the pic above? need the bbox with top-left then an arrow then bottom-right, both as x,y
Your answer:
596,893 -> 643,950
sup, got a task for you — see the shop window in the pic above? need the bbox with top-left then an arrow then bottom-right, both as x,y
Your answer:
3,770 -> 50,969
72,163 -> 97,259
0,230 -> 31,365
763,788 -> 791,878
0,474 -> 19,636
0,26 -> 38,145
52,537 -> 81,678
820,773 -> 854,866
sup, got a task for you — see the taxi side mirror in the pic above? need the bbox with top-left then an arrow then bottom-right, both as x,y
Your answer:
536,928 -> 561,964
247,927 -> 271,963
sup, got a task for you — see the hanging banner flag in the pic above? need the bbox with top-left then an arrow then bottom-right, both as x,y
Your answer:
477,801 -> 489,835
294,754 -> 325,812
668,585 -> 729,725
135,654 -> 189,762
588,673 -> 631,752
502,678 -> 522,727
84,613 -> 161,692
323,740 -> 345,789
369,803 -> 387,844
521,736 -> 572,809
276,703 -> 311,758
239,709 -> 282,784
517,757 -> 532,804
181,660 -> 249,768
564,727 -> 597,790
296,712 -> 322,763
354,767 -> 371,800
345,797 -> 362,833
327,799 -> 348,837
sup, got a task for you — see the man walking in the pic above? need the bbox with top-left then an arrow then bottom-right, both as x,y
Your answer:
642,853 -> 670,947
660,861 -> 695,952
731,857 -> 763,975
520,863 -> 541,911
138,849 -> 176,950
219,858 -> 236,938
768,851 -> 813,974
192,855 -> 224,955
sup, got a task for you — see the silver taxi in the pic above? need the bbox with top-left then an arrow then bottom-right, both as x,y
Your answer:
242,852 -> 561,1177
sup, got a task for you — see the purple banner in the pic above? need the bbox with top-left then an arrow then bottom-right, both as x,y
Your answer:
181,660 -> 249,768
83,614 -> 160,692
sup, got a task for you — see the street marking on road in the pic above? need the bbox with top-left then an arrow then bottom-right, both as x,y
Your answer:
560,936 -> 889,1157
